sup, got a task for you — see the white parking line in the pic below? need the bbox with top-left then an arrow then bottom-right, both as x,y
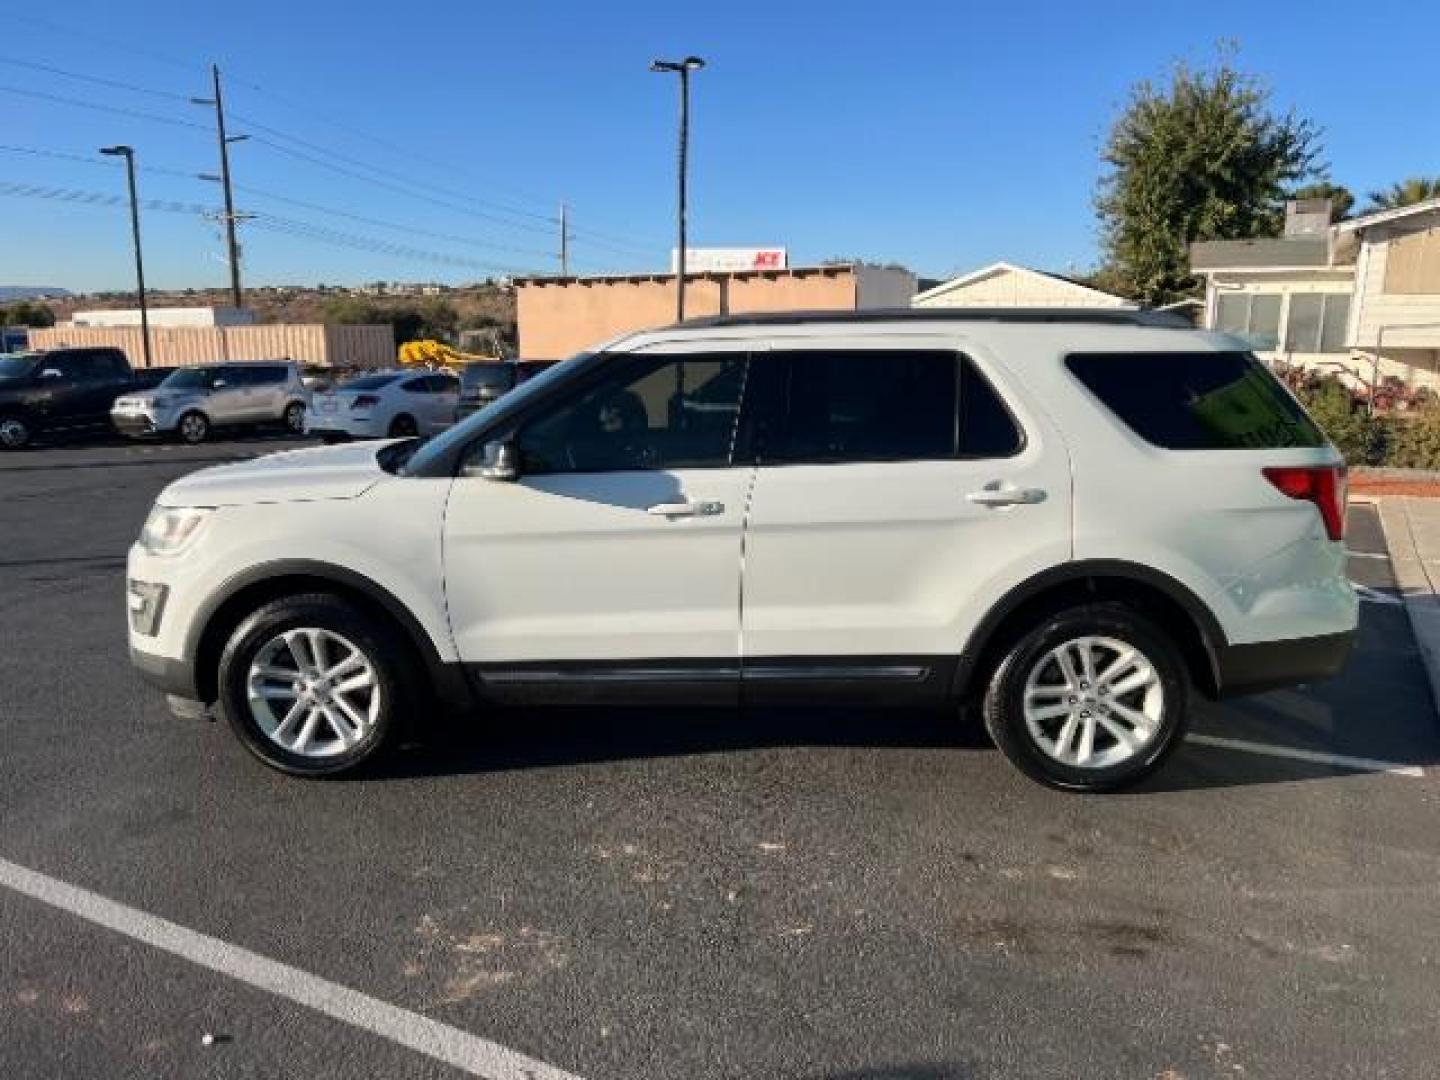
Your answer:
1187,734 -> 1427,778
0,857 -> 582,1080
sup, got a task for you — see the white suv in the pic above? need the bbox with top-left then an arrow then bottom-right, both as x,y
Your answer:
126,310 -> 1357,791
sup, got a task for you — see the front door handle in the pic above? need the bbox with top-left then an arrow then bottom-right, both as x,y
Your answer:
967,486 -> 1047,508
647,500 -> 724,517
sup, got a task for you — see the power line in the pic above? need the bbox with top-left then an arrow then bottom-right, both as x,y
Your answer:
0,143 -> 611,266
0,55 -> 193,103
0,179 -> 542,274
0,84 -> 209,132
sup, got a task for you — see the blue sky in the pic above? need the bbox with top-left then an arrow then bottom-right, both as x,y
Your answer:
2,0 -> 1437,294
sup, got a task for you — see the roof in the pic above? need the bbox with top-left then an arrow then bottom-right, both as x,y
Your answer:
1337,195 -> 1440,234
911,261 -> 1134,307
1189,237 -> 1331,270
513,263 -> 855,287
673,307 -> 1192,331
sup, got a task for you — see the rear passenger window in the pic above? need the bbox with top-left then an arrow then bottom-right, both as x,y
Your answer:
1066,351 -> 1325,450
763,351 -> 1021,464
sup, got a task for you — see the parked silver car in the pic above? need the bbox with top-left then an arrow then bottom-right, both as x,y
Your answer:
111,361 -> 310,444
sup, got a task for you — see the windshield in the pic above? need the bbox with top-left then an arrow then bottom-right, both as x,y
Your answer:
402,352 -> 591,476
341,373 -> 403,391
0,355 -> 37,379
160,367 -> 220,390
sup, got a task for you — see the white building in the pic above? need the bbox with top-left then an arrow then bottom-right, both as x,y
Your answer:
68,306 -> 255,329
1192,197 -> 1440,387
912,262 -> 1135,310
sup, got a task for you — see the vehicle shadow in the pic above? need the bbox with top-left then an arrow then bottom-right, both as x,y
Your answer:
373,698 -> 1434,792
380,704 -> 987,780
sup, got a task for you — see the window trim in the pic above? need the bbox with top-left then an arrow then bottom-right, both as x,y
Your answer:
750,348 -> 1025,468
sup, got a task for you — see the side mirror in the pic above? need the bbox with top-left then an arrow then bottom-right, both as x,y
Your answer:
472,440 -> 519,482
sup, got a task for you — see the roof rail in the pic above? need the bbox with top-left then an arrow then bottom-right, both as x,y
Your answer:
673,307 -> 1192,330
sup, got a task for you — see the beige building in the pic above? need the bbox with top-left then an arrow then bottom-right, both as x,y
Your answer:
28,322 -> 395,370
912,262 -> 1135,309
515,263 -> 916,359
1192,197 -> 1440,387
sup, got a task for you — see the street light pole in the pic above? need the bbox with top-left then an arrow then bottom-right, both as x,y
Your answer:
650,56 -> 705,322
99,145 -> 152,370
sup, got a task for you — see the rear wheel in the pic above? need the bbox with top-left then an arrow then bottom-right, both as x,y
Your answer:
177,411 -> 210,445
982,603 -> 1189,792
217,593 -> 414,777
0,413 -> 33,450
283,401 -> 306,433
388,413 -> 418,438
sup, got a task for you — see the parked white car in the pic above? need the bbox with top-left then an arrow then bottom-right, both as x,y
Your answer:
126,309 -> 1357,791
305,370 -> 459,441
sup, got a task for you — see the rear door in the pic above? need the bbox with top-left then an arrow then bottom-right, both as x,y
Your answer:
738,340 -> 1072,701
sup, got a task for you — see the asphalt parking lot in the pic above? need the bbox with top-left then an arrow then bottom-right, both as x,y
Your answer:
2,436 -> 1439,1080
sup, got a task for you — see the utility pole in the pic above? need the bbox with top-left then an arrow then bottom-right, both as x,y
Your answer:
99,145 -> 153,369
650,56 -> 705,322
193,65 -> 247,309
559,202 -> 569,276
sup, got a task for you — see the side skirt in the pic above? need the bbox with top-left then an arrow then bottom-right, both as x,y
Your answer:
468,656 -> 960,708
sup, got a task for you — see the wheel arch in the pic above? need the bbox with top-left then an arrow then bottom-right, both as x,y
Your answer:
955,560 -> 1228,702
187,559 -> 472,710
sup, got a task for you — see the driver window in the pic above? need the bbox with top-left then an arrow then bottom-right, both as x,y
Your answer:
517,353 -> 747,474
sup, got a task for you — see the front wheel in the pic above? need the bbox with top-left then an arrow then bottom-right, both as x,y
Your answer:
388,413 -> 418,438
982,603 -> 1190,793
0,413 -> 34,450
216,593 -> 415,777
283,401 -> 306,434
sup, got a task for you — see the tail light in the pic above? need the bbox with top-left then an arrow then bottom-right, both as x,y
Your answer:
351,394 -> 380,410
1263,465 -> 1347,542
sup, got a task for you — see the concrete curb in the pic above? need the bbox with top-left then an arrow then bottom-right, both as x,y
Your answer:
1377,497 -> 1440,713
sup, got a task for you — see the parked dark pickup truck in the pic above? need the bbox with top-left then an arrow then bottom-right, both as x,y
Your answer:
0,347 -> 169,450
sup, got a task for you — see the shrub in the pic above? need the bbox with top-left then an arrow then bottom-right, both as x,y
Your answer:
1292,378 -> 1386,465
1384,410 -> 1440,471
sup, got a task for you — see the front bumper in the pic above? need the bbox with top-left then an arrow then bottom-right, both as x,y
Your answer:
111,405 -> 182,436
1212,629 -> 1355,698
130,645 -> 198,699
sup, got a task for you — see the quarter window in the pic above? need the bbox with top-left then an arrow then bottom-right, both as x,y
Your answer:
1067,351 -> 1325,450
516,354 -> 747,473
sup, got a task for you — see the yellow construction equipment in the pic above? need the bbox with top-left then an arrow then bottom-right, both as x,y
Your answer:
397,340 -> 500,367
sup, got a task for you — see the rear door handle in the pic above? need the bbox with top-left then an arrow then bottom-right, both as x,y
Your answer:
967,486 -> 1047,507
647,500 -> 724,517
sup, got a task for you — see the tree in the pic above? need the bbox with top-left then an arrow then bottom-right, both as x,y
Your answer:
1290,181 -> 1354,222
1365,176 -> 1440,211
0,300 -> 56,327
1096,56 -> 1320,305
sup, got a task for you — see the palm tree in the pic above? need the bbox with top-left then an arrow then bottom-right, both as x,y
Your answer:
1365,176 -> 1440,211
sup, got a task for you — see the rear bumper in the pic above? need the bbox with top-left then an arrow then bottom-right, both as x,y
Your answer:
1212,630 -> 1354,698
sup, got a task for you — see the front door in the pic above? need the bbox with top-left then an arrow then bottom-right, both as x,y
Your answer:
443,348 -> 754,703
739,342 -> 1072,703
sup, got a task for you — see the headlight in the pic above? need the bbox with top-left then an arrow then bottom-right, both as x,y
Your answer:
139,506 -> 212,555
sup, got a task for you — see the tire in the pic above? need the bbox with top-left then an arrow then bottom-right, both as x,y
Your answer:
982,602 -> 1190,793
388,413 -> 418,438
176,410 -> 210,445
0,413 -> 34,450
283,401 -> 306,434
216,593 -> 416,777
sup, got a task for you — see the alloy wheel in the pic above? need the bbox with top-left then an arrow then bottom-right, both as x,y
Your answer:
285,403 -> 305,432
180,413 -> 208,443
245,627 -> 381,758
1022,635 -> 1164,769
